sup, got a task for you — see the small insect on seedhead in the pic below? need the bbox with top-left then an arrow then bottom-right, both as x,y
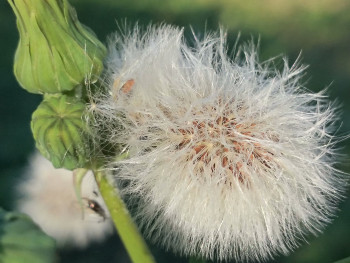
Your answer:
121,79 -> 135,94
81,191 -> 107,222
83,197 -> 107,222
112,78 -> 135,100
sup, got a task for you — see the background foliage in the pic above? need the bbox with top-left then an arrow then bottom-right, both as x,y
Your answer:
0,0 -> 349,262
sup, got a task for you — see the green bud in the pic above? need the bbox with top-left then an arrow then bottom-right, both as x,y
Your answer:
31,94 -> 90,170
8,0 -> 106,94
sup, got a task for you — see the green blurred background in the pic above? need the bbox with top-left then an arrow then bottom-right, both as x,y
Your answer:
1,0 -> 349,262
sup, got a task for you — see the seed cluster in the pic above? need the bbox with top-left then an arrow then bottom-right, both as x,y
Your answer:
173,104 -> 277,186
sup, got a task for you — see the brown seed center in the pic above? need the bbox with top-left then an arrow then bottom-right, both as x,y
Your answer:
174,109 -> 276,185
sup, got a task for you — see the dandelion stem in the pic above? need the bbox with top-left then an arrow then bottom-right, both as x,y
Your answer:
94,170 -> 155,263
73,168 -> 89,219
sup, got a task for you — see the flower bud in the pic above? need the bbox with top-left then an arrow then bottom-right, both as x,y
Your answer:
31,95 -> 90,170
8,0 -> 106,94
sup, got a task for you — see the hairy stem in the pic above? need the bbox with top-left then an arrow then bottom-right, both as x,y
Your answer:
94,170 -> 155,263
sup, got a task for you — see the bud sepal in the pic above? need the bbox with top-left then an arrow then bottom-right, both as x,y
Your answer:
31,94 -> 90,170
9,0 -> 106,94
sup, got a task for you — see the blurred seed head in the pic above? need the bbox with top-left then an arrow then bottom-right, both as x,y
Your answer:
16,152 -> 113,248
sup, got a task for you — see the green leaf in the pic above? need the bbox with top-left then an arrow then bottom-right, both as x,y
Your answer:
333,256 -> 350,263
0,207 -> 56,263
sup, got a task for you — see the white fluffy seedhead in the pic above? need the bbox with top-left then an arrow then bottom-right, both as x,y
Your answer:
92,25 -> 347,262
16,152 -> 113,248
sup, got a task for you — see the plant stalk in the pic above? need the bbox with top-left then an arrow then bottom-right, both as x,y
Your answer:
94,170 -> 155,263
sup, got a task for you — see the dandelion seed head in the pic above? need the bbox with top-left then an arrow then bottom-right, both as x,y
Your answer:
16,152 -> 114,248
93,25 -> 347,261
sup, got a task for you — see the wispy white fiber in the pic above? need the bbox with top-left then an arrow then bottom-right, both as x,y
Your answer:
91,25 -> 347,261
16,152 -> 113,248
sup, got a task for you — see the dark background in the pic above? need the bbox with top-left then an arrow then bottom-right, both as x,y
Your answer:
1,0 -> 349,262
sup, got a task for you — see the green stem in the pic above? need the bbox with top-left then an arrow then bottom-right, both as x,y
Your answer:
94,170 -> 155,263
73,168 -> 89,218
